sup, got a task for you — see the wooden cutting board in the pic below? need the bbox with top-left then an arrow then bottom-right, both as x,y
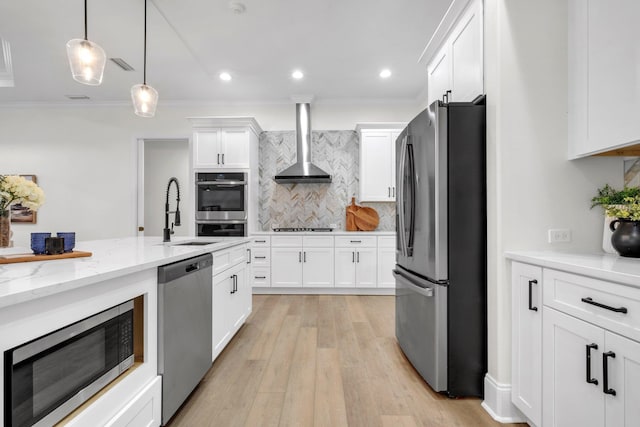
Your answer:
0,250 -> 92,264
354,206 -> 379,231
346,197 -> 360,231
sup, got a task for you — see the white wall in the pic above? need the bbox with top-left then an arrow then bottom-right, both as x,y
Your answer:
143,139 -> 190,238
484,0 -> 623,387
0,102 -> 418,247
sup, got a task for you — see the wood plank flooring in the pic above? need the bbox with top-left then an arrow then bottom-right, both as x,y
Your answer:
167,295 -> 524,427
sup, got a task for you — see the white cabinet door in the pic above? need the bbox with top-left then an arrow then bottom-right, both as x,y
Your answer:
212,272 -> 232,361
193,130 -> 220,168
302,247 -> 334,287
511,263 -> 542,427
229,263 -> 249,331
377,246 -> 396,288
220,129 -> 250,168
449,0 -> 483,102
569,0 -> 640,157
355,248 -> 377,287
334,248 -> 356,288
271,247 -> 302,287
360,132 -> 394,202
543,307 -> 605,427
605,331 -> 640,427
427,47 -> 451,106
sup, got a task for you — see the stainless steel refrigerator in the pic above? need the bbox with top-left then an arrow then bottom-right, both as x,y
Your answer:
394,96 -> 486,397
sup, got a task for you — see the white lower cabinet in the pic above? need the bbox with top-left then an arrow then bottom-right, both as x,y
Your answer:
511,262 -> 542,427
212,244 -> 251,362
271,247 -> 304,287
334,247 -> 376,288
103,377 -> 162,427
511,260 -> 640,427
270,236 -> 334,288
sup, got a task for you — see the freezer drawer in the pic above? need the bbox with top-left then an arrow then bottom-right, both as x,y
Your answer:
394,267 -> 447,392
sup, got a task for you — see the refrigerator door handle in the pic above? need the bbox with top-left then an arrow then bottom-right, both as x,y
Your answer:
393,269 -> 434,297
397,134 -> 408,257
406,140 -> 416,257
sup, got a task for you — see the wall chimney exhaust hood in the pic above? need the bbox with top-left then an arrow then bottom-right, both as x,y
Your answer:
274,103 -> 332,184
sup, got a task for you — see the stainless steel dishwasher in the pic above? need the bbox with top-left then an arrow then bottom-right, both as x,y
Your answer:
158,253 -> 213,425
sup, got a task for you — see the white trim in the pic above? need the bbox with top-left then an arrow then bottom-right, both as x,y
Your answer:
418,0 -> 474,65
187,117 -> 263,136
252,288 -> 394,296
481,374 -> 527,424
355,122 -> 407,132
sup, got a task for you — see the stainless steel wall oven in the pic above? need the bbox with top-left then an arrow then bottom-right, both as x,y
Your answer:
196,172 -> 247,237
4,300 -> 135,427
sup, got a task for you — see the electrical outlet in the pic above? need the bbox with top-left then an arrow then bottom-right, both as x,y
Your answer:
548,228 -> 571,243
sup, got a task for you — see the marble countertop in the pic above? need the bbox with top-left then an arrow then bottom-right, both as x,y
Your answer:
505,251 -> 640,288
252,231 -> 396,236
0,236 -> 249,309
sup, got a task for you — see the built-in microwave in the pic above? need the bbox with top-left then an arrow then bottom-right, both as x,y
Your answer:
4,301 -> 135,427
195,172 -> 247,222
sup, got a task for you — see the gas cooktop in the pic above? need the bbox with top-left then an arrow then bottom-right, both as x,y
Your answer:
273,227 -> 333,232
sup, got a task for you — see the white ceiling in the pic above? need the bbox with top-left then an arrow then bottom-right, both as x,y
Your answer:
0,0 -> 451,104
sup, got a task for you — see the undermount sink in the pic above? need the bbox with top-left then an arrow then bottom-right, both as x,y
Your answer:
173,241 -> 220,246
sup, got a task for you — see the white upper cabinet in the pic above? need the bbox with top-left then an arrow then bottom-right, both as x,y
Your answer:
423,0 -> 484,106
189,117 -> 262,170
568,0 -> 640,158
357,124 -> 404,202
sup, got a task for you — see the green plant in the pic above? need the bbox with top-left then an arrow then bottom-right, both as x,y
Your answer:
591,184 -> 640,209
606,196 -> 640,221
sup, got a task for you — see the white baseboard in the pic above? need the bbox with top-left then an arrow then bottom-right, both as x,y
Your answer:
252,287 -> 395,295
481,374 -> 527,424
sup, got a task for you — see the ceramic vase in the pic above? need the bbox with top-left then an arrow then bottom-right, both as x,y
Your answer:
610,219 -> 640,258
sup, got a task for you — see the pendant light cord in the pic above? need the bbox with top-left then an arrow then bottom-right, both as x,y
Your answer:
143,0 -> 147,85
83,0 -> 88,40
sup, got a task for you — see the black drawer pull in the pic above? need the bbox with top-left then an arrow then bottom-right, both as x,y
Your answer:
581,297 -> 628,314
350,240 -> 362,243
255,276 -> 266,279
528,279 -> 538,312
585,343 -> 598,386
603,351 -> 616,396
255,256 -> 267,259
255,240 -> 266,243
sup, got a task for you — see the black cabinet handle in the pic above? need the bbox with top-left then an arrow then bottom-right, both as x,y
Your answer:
350,240 -> 361,243
581,297 -> 628,314
392,187 -> 395,197
388,187 -> 391,197
586,344 -> 599,386
603,351 -> 616,396
230,275 -> 235,294
255,240 -> 266,243
255,276 -> 266,279
352,252 -> 355,263
255,256 -> 266,259
222,153 -> 225,164
303,251 -> 307,263
299,252 -> 302,263
247,248 -> 251,264
528,279 -> 538,312
357,252 -> 360,263
217,153 -> 220,164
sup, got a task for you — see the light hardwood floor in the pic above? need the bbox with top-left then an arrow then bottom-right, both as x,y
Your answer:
168,295 -> 523,427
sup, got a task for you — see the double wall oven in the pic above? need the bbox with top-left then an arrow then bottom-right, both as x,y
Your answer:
196,172 -> 247,237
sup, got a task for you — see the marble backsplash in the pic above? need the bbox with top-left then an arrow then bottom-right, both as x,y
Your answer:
258,130 -> 396,231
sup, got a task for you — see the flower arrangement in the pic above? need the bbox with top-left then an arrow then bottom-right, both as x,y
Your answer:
591,184 -> 640,221
0,175 -> 46,215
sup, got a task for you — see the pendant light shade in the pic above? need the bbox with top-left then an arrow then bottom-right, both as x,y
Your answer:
131,0 -> 158,117
66,0 -> 106,85
131,84 -> 158,117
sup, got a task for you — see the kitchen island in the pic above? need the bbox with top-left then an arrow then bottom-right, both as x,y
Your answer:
0,236 -> 250,427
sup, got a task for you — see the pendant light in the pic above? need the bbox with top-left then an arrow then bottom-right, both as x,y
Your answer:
66,0 -> 106,85
131,0 -> 158,117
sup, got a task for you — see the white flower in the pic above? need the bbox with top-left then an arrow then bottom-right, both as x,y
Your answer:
0,175 -> 46,213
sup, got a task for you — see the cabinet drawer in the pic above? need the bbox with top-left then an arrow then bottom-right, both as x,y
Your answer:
543,269 -> 640,342
251,267 -> 271,288
303,235 -> 334,247
377,236 -> 396,248
271,235 -> 303,247
213,244 -> 247,275
335,236 -> 377,248
251,236 -> 271,247
251,248 -> 270,266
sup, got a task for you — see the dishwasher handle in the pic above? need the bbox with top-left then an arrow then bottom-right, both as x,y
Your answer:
185,263 -> 199,273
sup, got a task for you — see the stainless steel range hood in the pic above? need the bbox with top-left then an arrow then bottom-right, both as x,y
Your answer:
274,103 -> 332,184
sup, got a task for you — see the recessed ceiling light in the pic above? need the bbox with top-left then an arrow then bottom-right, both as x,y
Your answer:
219,72 -> 232,81
292,70 -> 304,80
380,69 -> 392,79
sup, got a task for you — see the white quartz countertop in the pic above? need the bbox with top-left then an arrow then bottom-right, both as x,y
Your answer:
252,231 -> 395,236
0,236 -> 249,309
505,251 -> 640,288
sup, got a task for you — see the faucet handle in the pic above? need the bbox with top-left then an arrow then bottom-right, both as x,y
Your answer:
170,222 -> 175,235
